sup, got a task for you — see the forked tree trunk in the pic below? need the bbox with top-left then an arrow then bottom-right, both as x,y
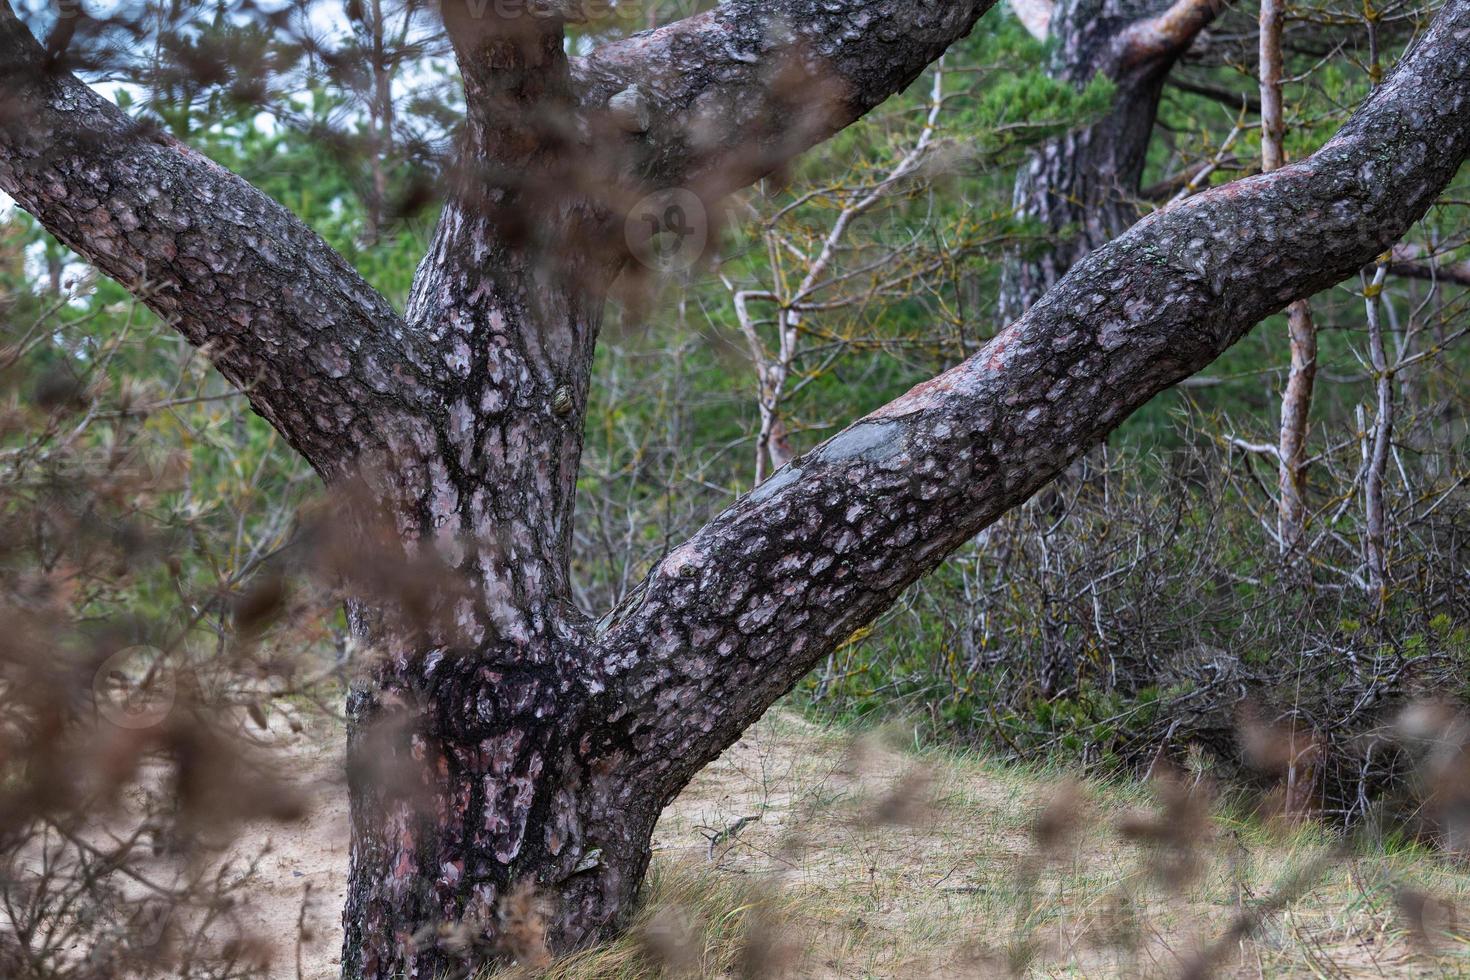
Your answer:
998,0 -> 1220,321
334,259 -> 642,973
4,2 -> 1470,978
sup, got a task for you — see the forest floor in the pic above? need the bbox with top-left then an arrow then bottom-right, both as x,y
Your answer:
235,710 -> 1470,978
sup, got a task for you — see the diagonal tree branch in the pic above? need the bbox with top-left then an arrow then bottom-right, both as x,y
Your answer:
0,2 -> 424,478
1116,0 -> 1227,75
573,0 -> 994,197
586,1 -> 1470,802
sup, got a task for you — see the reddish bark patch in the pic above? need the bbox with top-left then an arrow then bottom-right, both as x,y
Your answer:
870,355 -> 987,420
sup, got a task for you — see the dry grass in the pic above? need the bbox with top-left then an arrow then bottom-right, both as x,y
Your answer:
488,712 -> 1470,979
225,709 -> 1470,978
485,862 -> 807,980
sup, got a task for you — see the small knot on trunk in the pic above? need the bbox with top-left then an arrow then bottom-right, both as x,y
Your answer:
607,84 -> 651,134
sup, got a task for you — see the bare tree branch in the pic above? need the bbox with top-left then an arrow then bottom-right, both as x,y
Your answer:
573,0 -> 992,197
0,2 -> 421,477
1168,74 -> 1262,113
1261,0 -> 1318,559
1389,242 -> 1470,287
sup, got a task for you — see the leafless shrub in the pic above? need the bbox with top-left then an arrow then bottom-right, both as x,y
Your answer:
0,286 -> 345,975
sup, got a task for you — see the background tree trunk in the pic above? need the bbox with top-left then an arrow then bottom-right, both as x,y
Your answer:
997,0 -> 1220,321
997,0 -> 1220,694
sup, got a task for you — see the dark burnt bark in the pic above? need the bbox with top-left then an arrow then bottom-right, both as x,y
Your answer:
3,1 -> 1470,978
998,0 -> 1221,321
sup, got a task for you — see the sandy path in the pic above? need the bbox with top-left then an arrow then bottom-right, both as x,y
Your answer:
226,714 -> 350,980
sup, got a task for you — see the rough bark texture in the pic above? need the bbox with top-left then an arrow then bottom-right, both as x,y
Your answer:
592,4 -> 1470,808
335,10 -> 633,974
997,0 -> 1221,321
0,13 -> 423,480
336,3 -> 997,974
573,0 -> 994,195
3,0 -> 1470,978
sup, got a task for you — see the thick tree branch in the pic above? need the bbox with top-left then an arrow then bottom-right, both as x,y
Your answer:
441,0 -> 573,170
394,7 -> 607,626
1116,0 -> 1226,76
587,1 -> 1470,801
572,0 -> 993,197
0,2 -> 421,477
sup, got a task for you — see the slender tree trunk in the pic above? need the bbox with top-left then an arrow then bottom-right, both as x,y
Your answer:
362,0 -> 395,246
44,245 -> 62,296
1362,261 -> 1392,604
751,400 -> 793,486
1276,302 -> 1317,551
1262,0 -> 1319,560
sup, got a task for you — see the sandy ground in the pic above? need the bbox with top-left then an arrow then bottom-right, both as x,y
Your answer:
228,711 -> 1470,979
225,713 -> 351,980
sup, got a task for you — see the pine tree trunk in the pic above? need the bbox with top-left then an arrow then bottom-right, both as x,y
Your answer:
998,0 -> 1221,694
334,179 -> 629,972
340,647 -> 661,976
4,3 -> 1470,978
998,0 -> 1214,321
